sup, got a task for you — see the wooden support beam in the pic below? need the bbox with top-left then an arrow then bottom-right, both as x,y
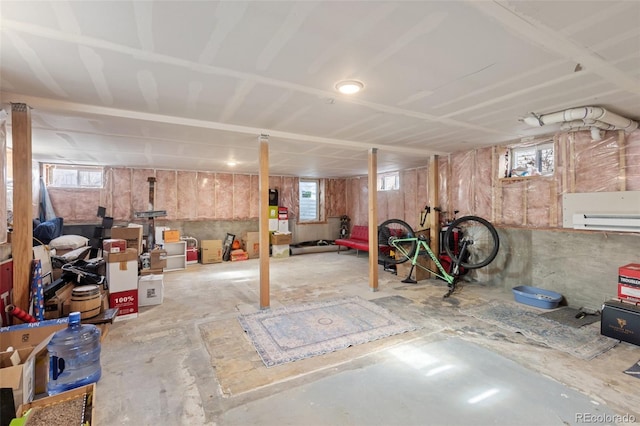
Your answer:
368,148 -> 378,291
569,134 -> 576,193
259,135 -> 270,309
11,103 -> 33,313
618,130 -> 626,191
428,156 -> 439,275
491,147 -> 499,223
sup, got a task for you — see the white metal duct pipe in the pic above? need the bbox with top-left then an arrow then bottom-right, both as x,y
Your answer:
524,106 -> 638,132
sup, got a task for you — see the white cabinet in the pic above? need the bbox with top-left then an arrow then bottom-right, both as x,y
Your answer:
163,241 -> 186,272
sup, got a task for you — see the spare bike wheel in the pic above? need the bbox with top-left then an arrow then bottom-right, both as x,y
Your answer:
378,219 -> 417,266
443,215 -> 499,270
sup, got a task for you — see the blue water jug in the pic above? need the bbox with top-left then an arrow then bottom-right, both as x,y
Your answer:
47,311 -> 102,395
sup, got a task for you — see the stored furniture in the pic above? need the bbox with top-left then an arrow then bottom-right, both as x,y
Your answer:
335,225 -> 370,255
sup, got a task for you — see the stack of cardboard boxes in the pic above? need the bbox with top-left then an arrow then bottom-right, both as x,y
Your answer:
268,206 -> 292,258
601,263 -> 640,346
106,248 -> 139,321
107,226 -> 165,321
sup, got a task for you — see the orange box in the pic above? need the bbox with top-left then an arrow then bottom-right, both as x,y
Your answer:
163,230 -> 180,243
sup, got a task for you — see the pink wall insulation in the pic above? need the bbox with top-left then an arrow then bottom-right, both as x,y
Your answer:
47,169 -> 347,224
626,131 -> 640,190
35,129 -> 640,231
326,179 -> 348,218
343,129 -> 640,232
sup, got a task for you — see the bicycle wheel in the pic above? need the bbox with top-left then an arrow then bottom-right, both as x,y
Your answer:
443,215 -> 499,270
378,219 -> 417,266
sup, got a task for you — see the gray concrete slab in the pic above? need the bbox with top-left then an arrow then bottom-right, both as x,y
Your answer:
219,337 -> 621,426
93,252 -> 639,425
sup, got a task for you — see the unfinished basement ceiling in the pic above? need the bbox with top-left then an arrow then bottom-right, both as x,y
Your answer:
1,1 -> 639,178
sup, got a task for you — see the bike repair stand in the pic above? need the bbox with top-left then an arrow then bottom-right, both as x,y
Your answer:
442,239 -> 471,298
401,270 -> 418,284
134,177 -> 167,252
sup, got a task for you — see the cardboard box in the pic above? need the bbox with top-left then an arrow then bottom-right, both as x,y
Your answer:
619,263 -> 640,284
44,282 -> 74,320
278,207 -> 288,219
102,238 -> 127,253
619,263 -> 640,302
242,232 -> 260,259
33,245 -> 52,286
601,299 -> 640,346
395,255 -> 431,282
105,247 -> 138,263
17,383 -> 96,424
619,283 -> 640,302
0,319 -> 68,405
109,290 -> 138,321
111,226 -> 144,254
271,232 -> 292,246
163,229 -> 180,243
271,244 -> 290,258
138,275 -> 164,307
150,248 -> 167,270
278,220 -> 289,233
268,206 -> 278,219
201,240 -> 223,264
106,251 -> 138,293
1,259 -> 14,327
140,268 -> 163,276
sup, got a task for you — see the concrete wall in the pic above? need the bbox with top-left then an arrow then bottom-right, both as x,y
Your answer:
148,217 -> 341,246
476,227 -> 640,310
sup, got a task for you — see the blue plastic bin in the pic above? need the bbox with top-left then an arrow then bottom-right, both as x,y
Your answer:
512,286 -> 563,309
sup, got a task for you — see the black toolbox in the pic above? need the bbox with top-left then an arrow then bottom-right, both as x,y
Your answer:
601,299 -> 640,346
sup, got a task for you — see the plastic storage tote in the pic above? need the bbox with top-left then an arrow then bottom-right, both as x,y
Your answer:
512,285 -> 563,309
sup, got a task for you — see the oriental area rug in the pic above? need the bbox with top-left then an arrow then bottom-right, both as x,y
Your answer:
462,301 -> 619,360
237,296 -> 419,367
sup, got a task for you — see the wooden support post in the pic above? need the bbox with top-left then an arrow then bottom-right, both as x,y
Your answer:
569,134 -> 576,193
428,156 -> 439,275
549,182 -> 558,226
523,181 -> 528,226
368,148 -> 378,292
618,130 -> 626,191
11,103 -> 33,313
259,135 -> 270,309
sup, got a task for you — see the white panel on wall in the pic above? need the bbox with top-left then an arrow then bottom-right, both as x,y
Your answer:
563,191 -> 640,228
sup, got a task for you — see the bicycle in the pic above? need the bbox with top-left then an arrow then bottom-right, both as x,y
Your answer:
378,214 -> 499,298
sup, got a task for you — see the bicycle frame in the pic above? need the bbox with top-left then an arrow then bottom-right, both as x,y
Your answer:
390,236 -> 457,286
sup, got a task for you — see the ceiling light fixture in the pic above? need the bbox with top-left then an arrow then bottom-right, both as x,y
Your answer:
335,80 -> 364,95
226,161 -> 237,167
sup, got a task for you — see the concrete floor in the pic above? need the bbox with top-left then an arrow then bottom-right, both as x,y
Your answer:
95,251 -> 640,425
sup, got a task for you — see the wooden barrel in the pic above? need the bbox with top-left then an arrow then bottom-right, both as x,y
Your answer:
70,285 -> 101,319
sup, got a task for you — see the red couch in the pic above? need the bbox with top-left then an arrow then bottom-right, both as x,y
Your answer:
335,225 -> 370,254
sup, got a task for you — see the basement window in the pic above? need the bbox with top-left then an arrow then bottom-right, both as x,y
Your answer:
45,164 -> 104,188
502,140 -> 554,178
377,171 -> 400,191
299,179 -> 321,222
